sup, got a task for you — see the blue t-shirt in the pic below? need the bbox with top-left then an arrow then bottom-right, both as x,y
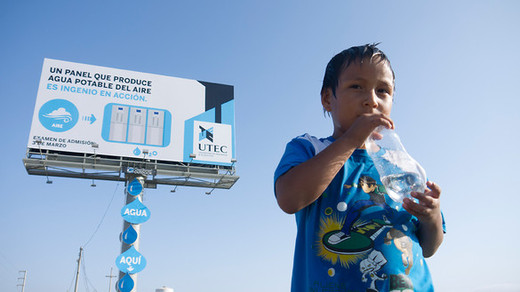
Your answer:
274,134 -> 444,292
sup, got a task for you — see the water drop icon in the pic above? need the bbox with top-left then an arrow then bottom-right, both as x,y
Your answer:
127,179 -> 143,196
116,273 -> 134,292
122,225 -> 138,245
133,147 -> 141,156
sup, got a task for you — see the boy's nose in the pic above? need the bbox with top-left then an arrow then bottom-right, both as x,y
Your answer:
363,91 -> 379,108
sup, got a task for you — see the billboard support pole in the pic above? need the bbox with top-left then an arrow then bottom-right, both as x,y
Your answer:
118,173 -> 144,292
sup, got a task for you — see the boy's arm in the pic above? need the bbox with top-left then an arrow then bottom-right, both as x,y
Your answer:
276,135 -> 358,214
276,113 -> 393,214
403,181 -> 444,257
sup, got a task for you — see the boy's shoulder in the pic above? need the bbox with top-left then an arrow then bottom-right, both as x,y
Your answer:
274,133 -> 334,181
291,133 -> 333,155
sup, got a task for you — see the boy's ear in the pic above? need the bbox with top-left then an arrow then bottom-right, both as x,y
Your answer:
321,88 -> 333,112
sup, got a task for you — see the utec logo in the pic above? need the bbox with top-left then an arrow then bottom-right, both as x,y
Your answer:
198,125 -> 227,153
198,125 -> 214,142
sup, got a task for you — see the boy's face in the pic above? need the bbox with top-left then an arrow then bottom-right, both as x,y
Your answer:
322,58 -> 394,139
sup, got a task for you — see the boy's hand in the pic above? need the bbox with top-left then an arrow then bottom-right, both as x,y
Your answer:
402,181 -> 444,257
342,113 -> 394,148
402,181 -> 441,223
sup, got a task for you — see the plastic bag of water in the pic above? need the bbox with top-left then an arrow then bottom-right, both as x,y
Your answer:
365,126 -> 427,203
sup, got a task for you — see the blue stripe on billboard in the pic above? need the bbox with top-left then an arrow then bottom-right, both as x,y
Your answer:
221,100 -> 236,159
183,108 -> 215,163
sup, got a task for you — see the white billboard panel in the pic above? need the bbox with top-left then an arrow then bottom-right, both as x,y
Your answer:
28,59 -> 236,166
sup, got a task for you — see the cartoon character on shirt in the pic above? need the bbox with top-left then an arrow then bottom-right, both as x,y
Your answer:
360,250 -> 387,292
385,228 -> 413,275
323,176 -> 396,254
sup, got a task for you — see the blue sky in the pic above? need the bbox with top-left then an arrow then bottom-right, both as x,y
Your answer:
1,1 -> 520,291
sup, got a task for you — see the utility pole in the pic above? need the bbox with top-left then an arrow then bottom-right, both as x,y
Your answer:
74,247 -> 83,292
17,270 -> 27,292
106,267 -> 117,292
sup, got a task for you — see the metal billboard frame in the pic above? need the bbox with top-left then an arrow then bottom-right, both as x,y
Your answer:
23,144 -> 239,190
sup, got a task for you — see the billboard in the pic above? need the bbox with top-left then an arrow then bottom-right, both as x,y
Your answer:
27,59 -> 236,166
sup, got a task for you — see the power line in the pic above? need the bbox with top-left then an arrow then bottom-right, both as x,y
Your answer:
106,268 -> 117,292
67,252 -> 79,292
0,249 -> 18,271
0,249 -> 20,288
83,182 -> 121,248
66,183 -> 119,292
81,251 -> 98,292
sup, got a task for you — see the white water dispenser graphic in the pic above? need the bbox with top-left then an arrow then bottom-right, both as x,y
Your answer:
146,110 -> 165,146
128,108 -> 146,144
109,105 -> 129,142
102,103 -> 171,147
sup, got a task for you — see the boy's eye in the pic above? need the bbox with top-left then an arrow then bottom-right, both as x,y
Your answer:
377,88 -> 391,95
349,84 -> 362,89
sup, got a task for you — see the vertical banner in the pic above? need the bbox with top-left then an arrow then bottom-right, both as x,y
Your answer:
116,176 -> 148,292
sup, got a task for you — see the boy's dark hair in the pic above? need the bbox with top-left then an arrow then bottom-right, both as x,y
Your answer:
321,43 -> 395,97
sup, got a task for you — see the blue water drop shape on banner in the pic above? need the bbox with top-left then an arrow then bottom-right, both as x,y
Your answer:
116,273 -> 134,292
116,246 -> 147,274
127,179 -> 143,196
122,225 -> 138,245
133,147 -> 141,156
121,199 -> 151,224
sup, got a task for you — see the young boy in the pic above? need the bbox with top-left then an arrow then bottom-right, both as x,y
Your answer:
274,44 -> 445,292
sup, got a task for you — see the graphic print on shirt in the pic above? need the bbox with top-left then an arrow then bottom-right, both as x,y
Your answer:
360,250 -> 388,292
389,274 -> 414,292
316,175 -> 417,291
321,176 -> 394,255
316,176 -> 394,268
385,228 -> 413,275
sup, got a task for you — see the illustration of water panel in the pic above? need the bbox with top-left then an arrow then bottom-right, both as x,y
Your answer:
102,103 -> 171,147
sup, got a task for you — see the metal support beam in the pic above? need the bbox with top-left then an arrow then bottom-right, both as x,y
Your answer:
23,148 -> 239,189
